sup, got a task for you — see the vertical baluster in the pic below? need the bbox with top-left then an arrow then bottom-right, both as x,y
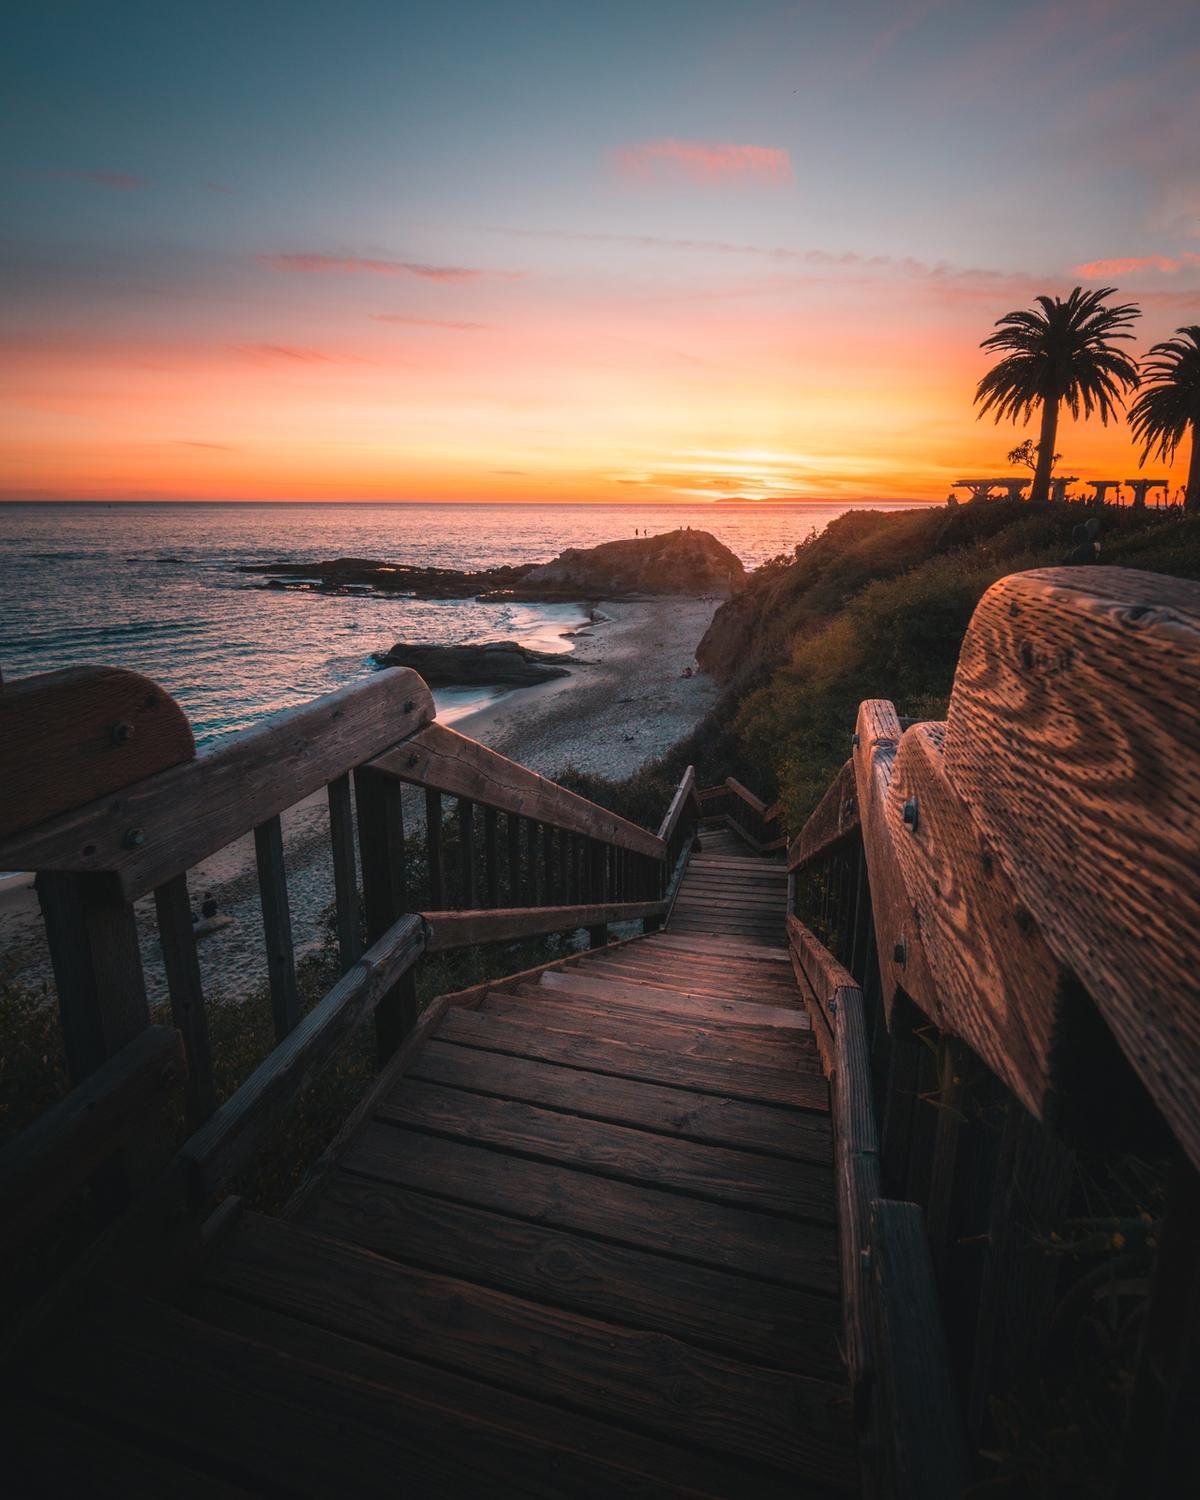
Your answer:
527,818 -> 542,905
484,805 -> 499,907
425,787 -> 445,908
254,814 -> 298,1042
154,872 -> 216,1127
458,798 -> 477,909
327,772 -> 361,970
356,766 -> 416,1061
506,809 -> 521,904
542,822 -> 554,902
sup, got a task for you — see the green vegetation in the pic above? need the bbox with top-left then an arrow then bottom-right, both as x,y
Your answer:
563,500 -> 1200,839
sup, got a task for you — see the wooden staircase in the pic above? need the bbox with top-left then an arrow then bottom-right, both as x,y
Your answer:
14,835 -> 856,1498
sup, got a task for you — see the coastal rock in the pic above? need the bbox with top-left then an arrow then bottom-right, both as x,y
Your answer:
241,557 -> 533,599
374,640 -> 573,686
501,529 -> 746,600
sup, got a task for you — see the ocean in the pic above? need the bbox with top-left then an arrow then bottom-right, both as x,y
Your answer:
0,500 -> 917,744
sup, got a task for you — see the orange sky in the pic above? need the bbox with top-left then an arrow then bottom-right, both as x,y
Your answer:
5,1 -> 1198,503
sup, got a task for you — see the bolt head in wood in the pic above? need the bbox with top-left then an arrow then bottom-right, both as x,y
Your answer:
403,699 -> 415,713
111,721 -> 135,745
902,795 -> 919,831
893,939 -> 906,966
123,826 -> 146,848
851,732 -> 860,747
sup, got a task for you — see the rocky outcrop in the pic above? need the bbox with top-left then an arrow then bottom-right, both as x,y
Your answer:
506,529 -> 745,600
374,640 -> 573,686
242,557 -> 533,599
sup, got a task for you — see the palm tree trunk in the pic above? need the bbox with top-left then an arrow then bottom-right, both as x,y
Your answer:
1186,418 -> 1200,514
1031,400 -> 1058,504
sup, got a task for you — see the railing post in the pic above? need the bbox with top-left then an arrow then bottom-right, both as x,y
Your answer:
35,870 -> 156,1209
458,798 -> 476,909
154,872 -> 217,1127
425,787 -> 445,908
506,809 -> 521,904
327,772 -> 361,970
356,766 -> 417,1062
483,805 -> 499,907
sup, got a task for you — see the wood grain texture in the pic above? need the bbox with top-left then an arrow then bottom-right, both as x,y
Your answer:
54,1294 -> 766,1500
406,1039 -> 832,1162
789,759 -> 860,871
342,1125 -> 840,1292
657,765 -> 697,843
200,1212 -> 854,1486
443,1003 -> 826,1110
0,668 -> 434,901
377,1078 -> 834,1221
372,720 -> 664,858
0,665 -> 194,840
299,1172 -> 841,1377
945,566 -> 1200,1167
851,700 -> 938,1027
886,723 -> 1061,1119
254,815 -> 299,1042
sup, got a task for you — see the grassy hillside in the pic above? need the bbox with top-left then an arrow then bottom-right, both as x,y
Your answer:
561,501 -> 1200,833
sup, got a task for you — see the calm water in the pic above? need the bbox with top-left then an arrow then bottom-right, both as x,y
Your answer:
0,501 -> 916,743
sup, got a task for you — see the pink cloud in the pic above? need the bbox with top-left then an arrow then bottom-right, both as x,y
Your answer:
258,253 -> 514,282
371,314 -> 489,330
610,139 -> 792,188
1072,252 -> 1200,276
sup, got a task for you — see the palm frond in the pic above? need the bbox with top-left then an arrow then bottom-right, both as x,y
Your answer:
1128,326 -> 1200,465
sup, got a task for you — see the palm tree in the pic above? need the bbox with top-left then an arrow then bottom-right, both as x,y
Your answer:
1128,326 -> 1200,514
975,286 -> 1141,504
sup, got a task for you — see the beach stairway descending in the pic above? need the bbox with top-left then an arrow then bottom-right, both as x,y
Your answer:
15,834 -> 854,1497
189,836 -> 852,1496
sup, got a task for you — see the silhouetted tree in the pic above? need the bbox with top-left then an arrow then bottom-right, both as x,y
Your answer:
1007,438 -> 1060,475
975,286 -> 1140,504
1127,325 -> 1200,514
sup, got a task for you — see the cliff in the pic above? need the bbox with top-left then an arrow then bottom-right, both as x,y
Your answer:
509,528 -> 745,599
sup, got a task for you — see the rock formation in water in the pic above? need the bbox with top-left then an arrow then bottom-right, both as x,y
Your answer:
490,529 -> 746,600
374,641 -> 573,686
241,529 -> 744,602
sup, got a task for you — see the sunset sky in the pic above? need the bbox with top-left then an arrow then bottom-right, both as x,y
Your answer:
3,0 -> 1199,503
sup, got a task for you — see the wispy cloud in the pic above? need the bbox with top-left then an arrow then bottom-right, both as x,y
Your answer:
1073,252 -> 1200,276
258,253 -> 517,282
57,170 -> 145,191
370,314 -> 489,329
175,440 -> 236,450
232,343 -> 345,364
610,140 -> 792,188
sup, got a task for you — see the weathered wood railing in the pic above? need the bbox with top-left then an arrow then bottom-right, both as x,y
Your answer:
0,667 -> 696,1259
697,775 -> 785,852
787,566 -> 1200,1497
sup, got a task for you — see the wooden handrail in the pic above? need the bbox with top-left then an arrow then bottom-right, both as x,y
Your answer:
0,668 -> 435,901
789,565 -> 1200,1162
423,899 -> 667,952
656,764 -> 697,845
373,721 -> 664,859
179,912 -> 427,1204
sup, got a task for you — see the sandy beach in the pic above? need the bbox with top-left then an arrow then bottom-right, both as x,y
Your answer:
1,595 -> 722,1006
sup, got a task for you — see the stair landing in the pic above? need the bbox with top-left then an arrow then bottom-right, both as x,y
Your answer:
16,837 -> 854,1498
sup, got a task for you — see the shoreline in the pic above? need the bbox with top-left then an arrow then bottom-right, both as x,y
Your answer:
1,594 -> 723,1005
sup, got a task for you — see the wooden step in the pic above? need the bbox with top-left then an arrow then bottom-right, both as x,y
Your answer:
537,970 -> 807,1029
299,1172 -> 842,1377
405,1039 -> 833,1163
482,992 -> 820,1074
437,1006 -> 828,1111
340,1125 -> 839,1290
377,1078 -> 833,1222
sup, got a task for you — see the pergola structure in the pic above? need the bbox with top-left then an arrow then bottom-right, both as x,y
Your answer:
1049,476 -> 1080,503
1087,479 -> 1123,504
951,477 -> 1029,502
1124,478 -> 1169,508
